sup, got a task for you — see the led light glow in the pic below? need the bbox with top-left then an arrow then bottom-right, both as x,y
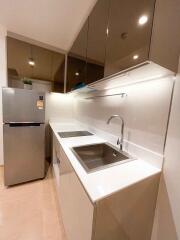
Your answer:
28,58 -> 35,66
133,55 -> 139,60
106,27 -> 109,36
75,72 -> 79,76
138,15 -> 148,25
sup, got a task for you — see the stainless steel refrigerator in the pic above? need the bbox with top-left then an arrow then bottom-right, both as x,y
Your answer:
2,88 -> 45,186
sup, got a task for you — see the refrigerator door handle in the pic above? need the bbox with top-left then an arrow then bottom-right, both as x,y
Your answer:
6,123 -> 44,127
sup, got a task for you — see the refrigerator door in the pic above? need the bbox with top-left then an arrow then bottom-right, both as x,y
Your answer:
3,123 -> 45,186
2,88 -> 45,123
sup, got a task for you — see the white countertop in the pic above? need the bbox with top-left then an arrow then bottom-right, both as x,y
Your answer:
50,122 -> 161,203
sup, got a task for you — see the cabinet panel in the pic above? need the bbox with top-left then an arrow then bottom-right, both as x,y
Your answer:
67,20 -> 88,92
58,146 -> 94,240
86,0 -> 109,84
7,37 -> 65,93
104,0 -> 156,77
7,37 -> 32,79
94,175 -> 159,240
31,45 -> 52,81
66,56 -> 87,92
32,46 -> 65,92
150,0 -> 180,73
52,52 -> 65,93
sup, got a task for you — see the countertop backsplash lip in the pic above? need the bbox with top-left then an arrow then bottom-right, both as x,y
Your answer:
50,121 -> 162,203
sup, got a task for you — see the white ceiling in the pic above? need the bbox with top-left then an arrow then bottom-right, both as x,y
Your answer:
0,0 -> 97,51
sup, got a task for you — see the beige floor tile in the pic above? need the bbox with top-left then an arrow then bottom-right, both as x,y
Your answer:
0,166 -> 66,240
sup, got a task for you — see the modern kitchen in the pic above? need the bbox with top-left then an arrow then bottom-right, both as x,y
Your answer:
0,0 -> 180,239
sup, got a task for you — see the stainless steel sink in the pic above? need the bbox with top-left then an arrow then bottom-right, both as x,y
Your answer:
58,131 -> 93,138
72,143 -> 133,173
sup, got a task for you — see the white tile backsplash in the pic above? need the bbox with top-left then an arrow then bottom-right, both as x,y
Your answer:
45,92 -> 74,158
46,92 -> 74,123
74,76 -> 174,155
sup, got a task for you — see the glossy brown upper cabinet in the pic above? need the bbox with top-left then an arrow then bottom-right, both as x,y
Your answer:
66,0 -> 180,91
7,37 -> 65,93
149,0 -> 180,73
104,0 -> 155,77
86,0 -> 109,84
104,0 -> 180,77
66,20 -> 88,92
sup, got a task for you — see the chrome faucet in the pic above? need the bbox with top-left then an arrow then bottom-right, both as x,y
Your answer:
107,114 -> 124,151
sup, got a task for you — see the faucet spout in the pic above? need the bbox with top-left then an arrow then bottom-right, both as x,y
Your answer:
107,114 -> 125,151
107,115 -> 120,124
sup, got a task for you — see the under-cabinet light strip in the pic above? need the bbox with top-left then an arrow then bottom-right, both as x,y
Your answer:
85,93 -> 127,99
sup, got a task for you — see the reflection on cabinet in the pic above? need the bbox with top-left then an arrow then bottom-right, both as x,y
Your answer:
7,37 -> 65,93
86,62 -> 104,85
52,53 -> 65,92
149,0 -> 180,72
86,0 -> 109,84
29,44 -> 52,81
52,134 -> 160,240
66,0 -> 180,92
104,0 -> 155,77
67,20 -> 88,92
66,56 -> 87,92
7,38 -> 32,79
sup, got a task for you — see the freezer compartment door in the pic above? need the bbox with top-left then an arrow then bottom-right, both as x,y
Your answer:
3,123 -> 45,186
2,88 -> 45,123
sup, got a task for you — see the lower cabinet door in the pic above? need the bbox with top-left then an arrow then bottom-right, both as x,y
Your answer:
59,148 -> 94,240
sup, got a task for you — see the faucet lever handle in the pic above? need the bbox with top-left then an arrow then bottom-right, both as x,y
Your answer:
117,138 -> 120,145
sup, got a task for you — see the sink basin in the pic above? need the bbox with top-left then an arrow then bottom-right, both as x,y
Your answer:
58,131 -> 93,138
72,143 -> 133,173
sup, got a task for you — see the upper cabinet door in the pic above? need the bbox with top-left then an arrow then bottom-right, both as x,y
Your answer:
52,52 -> 66,93
7,37 -> 33,79
86,0 -> 110,84
66,20 -> 88,92
32,45 -> 52,81
104,0 -> 156,77
7,37 -> 65,93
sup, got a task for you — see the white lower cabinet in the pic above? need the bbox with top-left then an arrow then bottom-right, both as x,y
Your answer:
53,135 -> 160,240
58,148 -> 94,240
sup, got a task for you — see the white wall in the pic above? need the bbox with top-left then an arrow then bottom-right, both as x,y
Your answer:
74,76 -> 174,155
45,92 -> 74,158
46,92 -> 74,123
151,61 -> 180,240
0,25 -> 7,165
